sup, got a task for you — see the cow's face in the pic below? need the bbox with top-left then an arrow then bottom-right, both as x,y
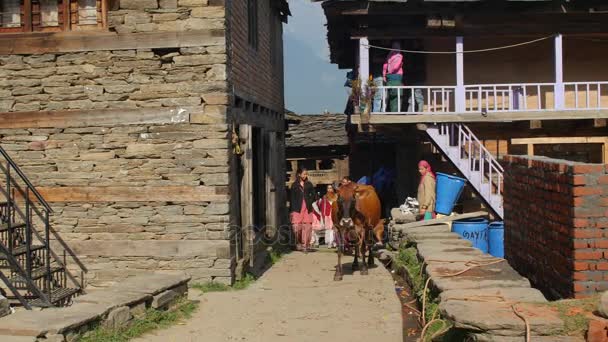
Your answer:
336,183 -> 357,229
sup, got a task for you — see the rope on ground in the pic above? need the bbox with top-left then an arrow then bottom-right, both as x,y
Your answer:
364,35 -> 554,55
512,304 -> 531,342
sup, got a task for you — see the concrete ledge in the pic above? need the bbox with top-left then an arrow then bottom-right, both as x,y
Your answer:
0,272 -> 191,341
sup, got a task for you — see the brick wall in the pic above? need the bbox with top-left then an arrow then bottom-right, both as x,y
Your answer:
503,155 -> 608,299
228,0 -> 284,112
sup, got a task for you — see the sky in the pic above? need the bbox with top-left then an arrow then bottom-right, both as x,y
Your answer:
283,1 -> 346,114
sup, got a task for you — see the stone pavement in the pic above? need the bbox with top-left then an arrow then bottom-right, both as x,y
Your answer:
135,251 -> 403,342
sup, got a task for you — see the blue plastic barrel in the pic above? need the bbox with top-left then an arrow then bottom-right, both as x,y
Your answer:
435,173 -> 467,215
488,221 -> 505,258
452,218 -> 489,253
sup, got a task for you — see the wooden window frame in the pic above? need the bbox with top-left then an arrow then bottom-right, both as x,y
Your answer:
247,0 -> 258,50
0,0 -> 108,34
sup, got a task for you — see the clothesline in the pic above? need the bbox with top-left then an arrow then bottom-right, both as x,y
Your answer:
364,35 -> 555,54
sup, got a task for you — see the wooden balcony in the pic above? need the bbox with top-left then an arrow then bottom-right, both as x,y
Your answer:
353,82 -> 608,124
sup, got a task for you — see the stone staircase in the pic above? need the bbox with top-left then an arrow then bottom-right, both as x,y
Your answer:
426,123 -> 504,219
0,145 -> 86,309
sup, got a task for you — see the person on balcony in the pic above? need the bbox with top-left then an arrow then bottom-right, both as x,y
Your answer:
383,41 -> 404,112
417,160 -> 436,220
290,168 -> 316,253
371,49 -> 385,112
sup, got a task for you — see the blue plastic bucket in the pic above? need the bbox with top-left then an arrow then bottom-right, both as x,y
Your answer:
452,218 -> 489,253
488,221 -> 505,258
435,173 -> 466,215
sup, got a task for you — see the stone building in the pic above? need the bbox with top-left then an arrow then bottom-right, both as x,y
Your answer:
0,0 -> 291,291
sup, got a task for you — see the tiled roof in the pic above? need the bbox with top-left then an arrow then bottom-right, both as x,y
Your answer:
286,114 -> 348,148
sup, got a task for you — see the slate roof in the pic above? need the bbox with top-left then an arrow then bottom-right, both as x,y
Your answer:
286,114 -> 349,148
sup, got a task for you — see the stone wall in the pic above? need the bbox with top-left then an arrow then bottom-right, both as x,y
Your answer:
503,155 -> 608,299
109,0 -> 224,34
0,45 -> 227,113
0,112 -> 234,286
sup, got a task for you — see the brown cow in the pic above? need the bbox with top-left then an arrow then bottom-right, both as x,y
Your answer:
332,182 -> 384,281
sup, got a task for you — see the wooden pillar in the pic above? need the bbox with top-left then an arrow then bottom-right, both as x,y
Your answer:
455,36 -> 466,113
554,34 -> 565,110
359,37 -> 370,87
24,0 -> 33,32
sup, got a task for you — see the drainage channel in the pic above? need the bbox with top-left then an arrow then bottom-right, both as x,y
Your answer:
379,251 -> 422,341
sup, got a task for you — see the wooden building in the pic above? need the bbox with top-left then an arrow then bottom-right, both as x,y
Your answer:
317,0 -> 608,220
285,113 -> 349,193
0,0 -> 291,304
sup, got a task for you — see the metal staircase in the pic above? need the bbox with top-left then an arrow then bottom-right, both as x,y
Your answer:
426,123 -> 504,219
0,145 -> 87,309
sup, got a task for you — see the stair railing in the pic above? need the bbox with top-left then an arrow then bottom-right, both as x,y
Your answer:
437,123 -> 504,207
0,145 -> 87,307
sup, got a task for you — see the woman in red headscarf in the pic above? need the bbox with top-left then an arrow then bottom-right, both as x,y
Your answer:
417,160 -> 436,220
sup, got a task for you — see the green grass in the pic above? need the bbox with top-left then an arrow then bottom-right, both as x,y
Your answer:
191,281 -> 231,293
78,298 -> 198,342
191,273 -> 257,293
395,245 -> 451,341
545,296 -> 600,336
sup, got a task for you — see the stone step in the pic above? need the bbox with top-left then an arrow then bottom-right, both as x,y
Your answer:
440,301 -> 564,337
440,288 -> 547,304
427,261 -> 531,292
469,333 -> 584,342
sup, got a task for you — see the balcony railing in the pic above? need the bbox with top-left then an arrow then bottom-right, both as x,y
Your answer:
373,82 -> 608,114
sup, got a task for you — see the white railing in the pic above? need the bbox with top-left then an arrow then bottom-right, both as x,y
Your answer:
432,123 -> 504,218
371,81 -> 608,114
464,83 -> 556,112
375,86 -> 456,114
564,82 -> 608,110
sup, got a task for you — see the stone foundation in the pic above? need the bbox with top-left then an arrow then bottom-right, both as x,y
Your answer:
0,272 -> 190,341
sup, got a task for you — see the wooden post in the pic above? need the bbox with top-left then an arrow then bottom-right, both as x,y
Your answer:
63,0 -> 71,31
527,144 -> 534,156
101,0 -> 108,29
359,37 -> 370,88
554,34 -> 565,110
455,36 -> 466,113
24,0 -> 33,32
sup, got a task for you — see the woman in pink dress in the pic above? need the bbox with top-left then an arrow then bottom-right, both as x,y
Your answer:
289,168 -> 316,252
311,184 -> 337,248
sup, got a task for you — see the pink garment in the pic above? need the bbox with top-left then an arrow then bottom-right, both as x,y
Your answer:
383,52 -> 404,79
291,198 -> 313,248
418,160 -> 436,184
291,198 -> 312,224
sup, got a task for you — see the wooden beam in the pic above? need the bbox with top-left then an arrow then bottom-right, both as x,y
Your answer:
511,137 -> 608,145
34,186 -> 228,202
0,29 -> 225,55
392,211 -> 489,232
0,106 -> 192,129
351,110 -> 608,124
527,144 -> 534,156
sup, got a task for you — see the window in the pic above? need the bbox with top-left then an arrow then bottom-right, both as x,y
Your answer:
0,0 -> 108,33
1,0 -> 22,28
247,0 -> 258,49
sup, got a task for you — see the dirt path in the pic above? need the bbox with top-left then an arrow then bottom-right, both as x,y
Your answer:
135,250 -> 403,342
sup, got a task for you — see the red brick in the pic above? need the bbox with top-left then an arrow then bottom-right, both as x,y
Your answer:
597,262 -> 608,271
597,240 -> 608,249
572,164 -> 605,174
598,175 -> 608,185
587,316 -> 608,342
574,229 -> 602,238
574,250 -> 603,260
574,218 -> 590,228
574,262 -> 590,271
572,175 -> 587,185
574,240 -> 591,249
573,187 -> 604,196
